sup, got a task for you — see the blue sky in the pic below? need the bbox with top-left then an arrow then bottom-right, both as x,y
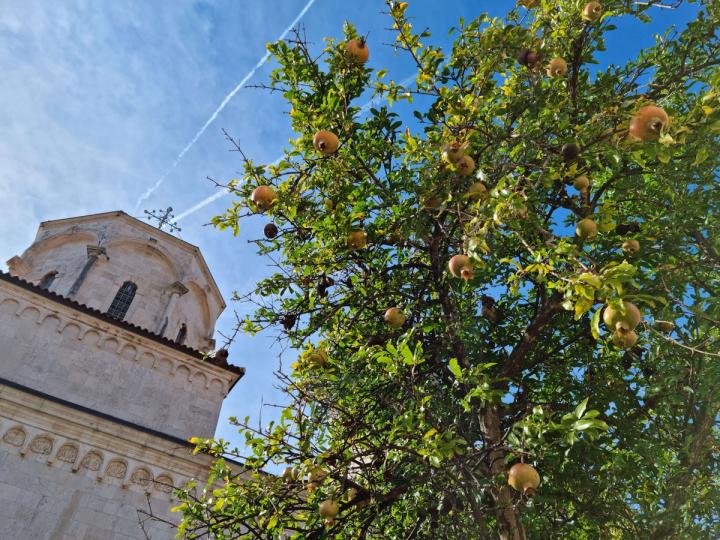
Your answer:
0,1 -> 699,449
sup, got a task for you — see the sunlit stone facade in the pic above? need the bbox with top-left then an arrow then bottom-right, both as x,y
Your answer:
0,211 -> 244,539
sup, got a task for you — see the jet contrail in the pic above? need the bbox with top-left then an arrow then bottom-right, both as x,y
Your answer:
135,0 -> 317,209
175,73 -> 417,222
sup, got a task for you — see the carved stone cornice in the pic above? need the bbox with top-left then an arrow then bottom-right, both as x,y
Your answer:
0,382 -> 225,493
164,281 -> 189,297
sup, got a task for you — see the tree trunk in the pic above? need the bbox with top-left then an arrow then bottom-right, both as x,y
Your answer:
482,404 -> 527,540
479,296 -> 561,539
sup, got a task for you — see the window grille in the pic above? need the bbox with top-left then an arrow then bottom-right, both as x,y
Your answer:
107,281 -> 137,320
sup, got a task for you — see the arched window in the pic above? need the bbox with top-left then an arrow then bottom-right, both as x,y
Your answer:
175,323 -> 187,345
107,281 -> 137,320
38,271 -> 58,290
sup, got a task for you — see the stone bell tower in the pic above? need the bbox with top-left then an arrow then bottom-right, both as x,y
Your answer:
0,211 -> 244,539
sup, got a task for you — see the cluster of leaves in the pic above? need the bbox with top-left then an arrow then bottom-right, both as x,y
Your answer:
178,0 -> 720,538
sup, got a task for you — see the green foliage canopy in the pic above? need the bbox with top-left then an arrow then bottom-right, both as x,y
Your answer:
177,1 -> 720,538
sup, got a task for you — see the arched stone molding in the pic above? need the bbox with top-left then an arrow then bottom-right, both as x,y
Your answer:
104,238 -> 182,285
153,474 -> 175,495
59,321 -> 82,340
101,336 -> 121,353
79,450 -> 104,473
0,412 -> 219,508
189,372 -> 206,391
79,328 -> 102,347
2,426 -> 26,447
38,313 -> 62,331
120,343 -> 138,361
174,365 -> 191,383
156,357 -> 174,374
0,274 -> 239,441
104,459 -> 128,482
18,306 -> 41,324
54,443 -> 79,467
0,297 -> 20,317
28,435 -> 54,456
130,467 -> 153,489
18,425 -> 40,457
209,378 -> 227,395
138,351 -> 156,369
20,230 -> 97,269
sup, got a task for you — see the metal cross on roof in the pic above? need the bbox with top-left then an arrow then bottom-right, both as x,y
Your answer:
144,207 -> 182,233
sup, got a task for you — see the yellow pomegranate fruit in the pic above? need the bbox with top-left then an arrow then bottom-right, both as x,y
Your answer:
613,327 -> 638,349
508,463 -> 541,496
467,182 -> 488,201
622,239 -> 640,254
582,1 -> 603,22
319,499 -> 339,519
576,218 -> 598,240
384,307 -> 406,329
251,186 -> 277,212
313,130 -> 339,155
421,193 -> 442,210
629,105 -> 669,142
346,230 -> 367,250
308,467 -> 327,485
304,349 -> 328,368
346,38 -> 369,63
547,57 -> 568,78
655,320 -> 676,333
282,466 -> 298,482
456,154 -> 476,177
573,175 -> 590,191
603,301 -> 642,330
441,142 -> 465,164
448,255 -> 474,281
306,482 -> 319,494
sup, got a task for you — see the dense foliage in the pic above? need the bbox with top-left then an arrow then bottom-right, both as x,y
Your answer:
176,1 -> 720,538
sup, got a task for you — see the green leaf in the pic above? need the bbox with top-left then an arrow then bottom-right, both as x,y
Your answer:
579,273 -> 602,289
574,419 -> 610,432
575,398 -> 589,419
448,358 -> 463,379
693,146 -> 709,166
575,295 -> 594,320
591,308 -> 602,340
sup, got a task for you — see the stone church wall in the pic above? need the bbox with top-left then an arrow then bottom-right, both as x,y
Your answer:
0,383 -> 216,540
0,278 -> 236,440
0,450 -> 177,540
0,212 -> 245,539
